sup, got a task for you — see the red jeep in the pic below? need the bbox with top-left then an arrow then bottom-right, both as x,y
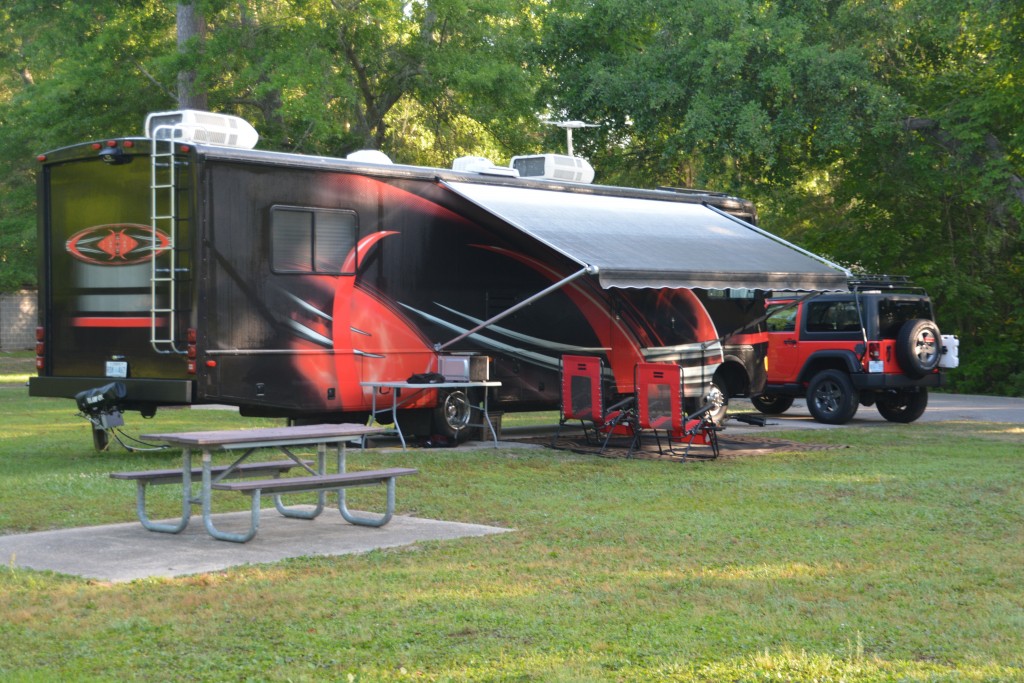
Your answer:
753,277 -> 959,424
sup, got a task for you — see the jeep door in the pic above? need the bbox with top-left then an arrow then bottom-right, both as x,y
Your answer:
765,301 -> 801,382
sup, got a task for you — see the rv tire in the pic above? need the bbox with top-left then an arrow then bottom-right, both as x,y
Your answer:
433,389 -> 474,442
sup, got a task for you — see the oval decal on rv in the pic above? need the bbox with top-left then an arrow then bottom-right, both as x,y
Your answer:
65,224 -> 170,266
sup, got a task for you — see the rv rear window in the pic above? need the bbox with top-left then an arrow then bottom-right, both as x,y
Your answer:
271,206 -> 357,274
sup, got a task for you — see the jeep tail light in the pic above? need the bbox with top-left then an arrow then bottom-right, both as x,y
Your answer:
868,342 -> 881,361
35,326 -> 45,372
186,327 -> 197,375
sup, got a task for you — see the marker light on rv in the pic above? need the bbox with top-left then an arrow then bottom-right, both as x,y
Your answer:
35,327 -> 44,372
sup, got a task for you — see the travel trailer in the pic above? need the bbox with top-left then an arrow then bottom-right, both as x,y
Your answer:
29,111 -> 848,448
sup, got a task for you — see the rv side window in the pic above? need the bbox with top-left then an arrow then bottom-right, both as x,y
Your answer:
271,206 -> 357,274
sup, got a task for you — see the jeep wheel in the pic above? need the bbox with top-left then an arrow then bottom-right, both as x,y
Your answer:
876,389 -> 928,423
432,389 -> 473,441
751,393 -> 794,415
807,370 -> 859,424
896,319 -> 942,378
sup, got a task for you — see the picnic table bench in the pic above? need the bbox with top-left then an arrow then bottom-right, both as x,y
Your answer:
110,423 -> 414,543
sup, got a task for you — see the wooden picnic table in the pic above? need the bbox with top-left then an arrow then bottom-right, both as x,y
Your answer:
111,423 -> 415,543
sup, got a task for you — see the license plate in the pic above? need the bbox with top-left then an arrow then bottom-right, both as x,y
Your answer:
868,360 -> 884,373
105,361 -> 128,378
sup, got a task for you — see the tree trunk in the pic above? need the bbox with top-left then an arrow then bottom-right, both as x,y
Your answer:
177,2 -> 207,110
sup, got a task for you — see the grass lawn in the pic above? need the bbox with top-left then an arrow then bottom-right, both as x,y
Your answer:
0,350 -> 33,385
0,384 -> 1022,682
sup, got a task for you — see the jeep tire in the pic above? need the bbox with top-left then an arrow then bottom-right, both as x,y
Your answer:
807,369 -> 860,424
876,389 -> 929,423
751,393 -> 795,415
896,319 -> 942,379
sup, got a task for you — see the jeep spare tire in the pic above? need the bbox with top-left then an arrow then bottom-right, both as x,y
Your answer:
896,319 -> 941,378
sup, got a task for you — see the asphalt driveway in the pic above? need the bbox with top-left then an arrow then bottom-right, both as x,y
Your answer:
727,392 -> 1024,430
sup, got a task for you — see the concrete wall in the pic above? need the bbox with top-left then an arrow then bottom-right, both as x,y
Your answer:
0,290 -> 37,351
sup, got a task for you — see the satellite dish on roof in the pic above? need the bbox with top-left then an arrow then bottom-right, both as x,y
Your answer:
543,119 -> 600,156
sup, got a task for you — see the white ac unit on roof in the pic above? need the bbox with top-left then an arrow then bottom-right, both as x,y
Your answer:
144,110 -> 259,149
509,153 -> 595,184
452,156 -> 520,177
346,149 -> 394,164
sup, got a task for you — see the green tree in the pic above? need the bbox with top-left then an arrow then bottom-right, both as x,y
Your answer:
0,0 -> 545,290
176,0 -> 543,160
536,0 -> 1024,394
0,1 -> 177,291
824,0 -> 1024,394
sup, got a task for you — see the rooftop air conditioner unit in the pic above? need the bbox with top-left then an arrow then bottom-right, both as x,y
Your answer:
144,110 -> 259,149
509,153 -> 595,184
452,156 -> 520,177
346,149 -> 394,165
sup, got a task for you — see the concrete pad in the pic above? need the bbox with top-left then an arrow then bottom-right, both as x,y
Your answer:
0,508 -> 511,583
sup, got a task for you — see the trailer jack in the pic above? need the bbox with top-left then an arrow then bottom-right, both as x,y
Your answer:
74,382 -> 127,451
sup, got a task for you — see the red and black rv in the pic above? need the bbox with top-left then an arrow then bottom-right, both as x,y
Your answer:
30,111 -> 848,447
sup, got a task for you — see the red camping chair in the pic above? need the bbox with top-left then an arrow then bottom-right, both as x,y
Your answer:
635,362 -> 720,460
553,355 -> 637,453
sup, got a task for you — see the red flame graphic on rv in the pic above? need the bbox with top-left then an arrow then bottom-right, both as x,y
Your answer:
65,224 -> 170,265
472,246 -> 720,392
329,231 -> 435,408
294,174 -> 720,411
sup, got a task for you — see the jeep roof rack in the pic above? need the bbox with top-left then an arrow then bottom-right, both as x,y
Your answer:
847,274 -> 925,294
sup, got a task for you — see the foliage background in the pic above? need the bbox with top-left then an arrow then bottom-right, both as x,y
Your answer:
1,0 -> 1021,395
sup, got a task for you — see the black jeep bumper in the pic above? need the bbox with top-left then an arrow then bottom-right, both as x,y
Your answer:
850,372 -> 943,391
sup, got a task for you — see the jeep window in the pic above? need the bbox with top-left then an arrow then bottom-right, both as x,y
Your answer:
877,299 -> 933,338
806,301 -> 863,333
766,304 -> 797,332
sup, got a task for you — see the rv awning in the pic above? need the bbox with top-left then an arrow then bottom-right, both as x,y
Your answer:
443,181 -> 849,291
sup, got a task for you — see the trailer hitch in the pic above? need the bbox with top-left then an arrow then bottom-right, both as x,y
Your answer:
74,382 -> 127,450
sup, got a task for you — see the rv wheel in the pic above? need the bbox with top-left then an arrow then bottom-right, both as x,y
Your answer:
433,390 -> 473,441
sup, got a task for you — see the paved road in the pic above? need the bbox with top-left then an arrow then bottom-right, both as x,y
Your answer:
727,393 -> 1024,431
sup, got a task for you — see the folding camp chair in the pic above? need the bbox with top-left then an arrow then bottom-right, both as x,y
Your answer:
634,362 -> 720,460
552,355 -> 637,453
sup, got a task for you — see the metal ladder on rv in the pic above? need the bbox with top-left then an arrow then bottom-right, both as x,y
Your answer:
149,127 -> 186,354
